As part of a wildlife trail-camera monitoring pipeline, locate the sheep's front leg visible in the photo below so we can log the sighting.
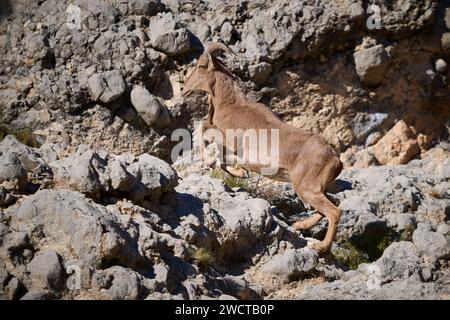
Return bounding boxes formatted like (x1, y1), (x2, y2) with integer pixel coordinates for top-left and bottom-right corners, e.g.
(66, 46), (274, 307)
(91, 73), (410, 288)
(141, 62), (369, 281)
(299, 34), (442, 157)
(198, 95), (218, 166)
(207, 95), (215, 126)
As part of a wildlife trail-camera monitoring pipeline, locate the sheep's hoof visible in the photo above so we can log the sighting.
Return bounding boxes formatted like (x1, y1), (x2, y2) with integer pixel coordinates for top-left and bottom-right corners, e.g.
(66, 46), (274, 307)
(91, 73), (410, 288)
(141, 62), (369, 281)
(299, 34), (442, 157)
(307, 241), (330, 252)
(226, 166), (248, 178)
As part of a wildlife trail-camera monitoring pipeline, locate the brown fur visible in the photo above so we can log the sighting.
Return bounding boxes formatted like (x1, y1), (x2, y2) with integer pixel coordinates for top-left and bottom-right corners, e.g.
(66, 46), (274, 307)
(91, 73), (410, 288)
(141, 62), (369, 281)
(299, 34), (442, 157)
(183, 44), (343, 251)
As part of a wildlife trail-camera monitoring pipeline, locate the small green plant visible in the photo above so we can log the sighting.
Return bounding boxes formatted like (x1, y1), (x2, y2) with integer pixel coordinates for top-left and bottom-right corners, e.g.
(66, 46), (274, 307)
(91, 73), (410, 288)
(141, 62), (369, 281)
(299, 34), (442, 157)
(14, 127), (40, 148)
(193, 247), (216, 266)
(333, 229), (396, 270)
(333, 240), (370, 270)
(210, 168), (249, 190)
(400, 225), (415, 241)
(426, 188), (443, 199)
(0, 125), (6, 141)
(0, 125), (40, 148)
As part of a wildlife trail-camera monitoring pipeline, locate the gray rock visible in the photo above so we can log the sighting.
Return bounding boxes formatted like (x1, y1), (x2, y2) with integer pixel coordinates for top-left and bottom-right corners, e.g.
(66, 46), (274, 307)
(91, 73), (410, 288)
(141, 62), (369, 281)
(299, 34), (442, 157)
(421, 267), (433, 282)
(412, 228), (450, 259)
(148, 12), (190, 56)
(435, 59), (448, 74)
(0, 135), (43, 171)
(122, 152), (178, 202)
(11, 189), (143, 268)
(297, 277), (444, 300)
(261, 248), (319, 281)
(145, 292), (185, 300)
(50, 145), (177, 202)
(3, 231), (30, 251)
(248, 62), (272, 86)
(354, 44), (390, 86)
(49, 146), (107, 198)
(175, 174), (281, 260)
(445, 7), (450, 29)
(4, 277), (21, 300)
(0, 151), (27, 190)
(208, 275), (260, 299)
(130, 85), (164, 126)
(0, 186), (17, 208)
(27, 250), (63, 291)
(331, 156), (450, 241)
(437, 224), (450, 235)
(20, 291), (51, 300)
(151, 28), (191, 56)
(92, 266), (144, 300)
(365, 131), (383, 147)
(125, 0), (161, 16)
(441, 33), (450, 54)
(78, 1), (119, 30)
(375, 241), (422, 281)
(384, 213), (415, 233)
(220, 21), (235, 44)
(88, 70), (126, 103)
(0, 264), (10, 289)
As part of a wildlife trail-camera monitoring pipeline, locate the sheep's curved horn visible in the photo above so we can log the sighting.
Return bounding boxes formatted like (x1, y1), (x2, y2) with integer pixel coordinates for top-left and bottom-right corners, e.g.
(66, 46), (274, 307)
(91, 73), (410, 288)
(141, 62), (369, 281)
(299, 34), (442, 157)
(205, 42), (237, 56)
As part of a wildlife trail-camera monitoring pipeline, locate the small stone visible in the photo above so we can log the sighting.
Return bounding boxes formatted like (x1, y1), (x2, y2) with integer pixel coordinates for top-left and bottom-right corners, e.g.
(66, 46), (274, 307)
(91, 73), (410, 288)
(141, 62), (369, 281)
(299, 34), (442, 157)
(4, 232), (29, 251)
(436, 224), (450, 235)
(441, 33), (450, 54)
(0, 152), (28, 190)
(130, 86), (165, 127)
(5, 277), (21, 300)
(412, 229), (450, 259)
(445, 8), (450, 29)
(27, 250), (64, 291)
(373, 120), (420, 165)
(354, 44), (390, 86)
(248, 62), (272, 86)
(435, 59), (448, 74)
(261, 248), (319, 281)
(420, 267), (433, 282)
(220, 21), (235, 44)
(88, 70), (126, 104)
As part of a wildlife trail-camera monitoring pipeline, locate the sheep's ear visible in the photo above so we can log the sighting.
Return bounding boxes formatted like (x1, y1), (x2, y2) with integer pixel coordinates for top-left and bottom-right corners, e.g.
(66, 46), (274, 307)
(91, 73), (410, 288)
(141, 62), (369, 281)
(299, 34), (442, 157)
(207, 54), (219, 71)
(208, 76), (216, 96)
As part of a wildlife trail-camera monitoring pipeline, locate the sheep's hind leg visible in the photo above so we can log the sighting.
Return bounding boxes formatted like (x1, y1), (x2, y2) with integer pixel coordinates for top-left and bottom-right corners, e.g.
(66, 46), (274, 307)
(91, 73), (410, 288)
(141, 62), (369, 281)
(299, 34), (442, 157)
(293, 213), (324, 230)
(298, 189), (341, 251)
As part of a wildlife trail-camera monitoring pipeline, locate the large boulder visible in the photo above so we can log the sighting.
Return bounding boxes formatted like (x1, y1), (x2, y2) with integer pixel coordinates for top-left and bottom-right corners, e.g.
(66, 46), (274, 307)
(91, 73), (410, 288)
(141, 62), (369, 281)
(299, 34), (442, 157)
(147, 12), (190, 56)
(174, 174), (279, 260)
(354, 43), (390, 86)
(10, 189), (143, 268)
(50, 145), (178, 202)
(373, 121), (420, 165)
(260, 248), (319, 281)
(0, 151), (27, 190)
(91, 266), (145, 300)
(88, 70), (127, 103)
(0, 135), (43, 171)
(112, 0), (162, 16)
(27, 250), (64, 292)
(375, 241), (422, 281)
(412, 224), (450, 260)
(248, 62), (272, 86)
(130, 85), (170, 127)
(297, 277), (444, 300)
(49, 146), (109, 198)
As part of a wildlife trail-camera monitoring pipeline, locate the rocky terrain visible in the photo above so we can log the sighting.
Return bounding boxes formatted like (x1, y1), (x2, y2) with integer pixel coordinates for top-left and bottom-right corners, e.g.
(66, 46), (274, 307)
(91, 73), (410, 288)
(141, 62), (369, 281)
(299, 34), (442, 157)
(0, 0), (450, 300)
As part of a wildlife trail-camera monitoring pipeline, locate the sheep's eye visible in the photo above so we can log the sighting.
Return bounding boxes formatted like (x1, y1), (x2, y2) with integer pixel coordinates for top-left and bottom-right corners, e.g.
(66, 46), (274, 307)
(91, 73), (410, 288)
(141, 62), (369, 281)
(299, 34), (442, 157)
(198, 65), (207, 70)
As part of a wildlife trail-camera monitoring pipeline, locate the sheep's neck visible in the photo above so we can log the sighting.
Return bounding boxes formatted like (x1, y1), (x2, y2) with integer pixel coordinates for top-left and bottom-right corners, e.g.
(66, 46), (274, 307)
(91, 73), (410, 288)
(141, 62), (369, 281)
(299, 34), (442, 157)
(210, 72), (242, 112)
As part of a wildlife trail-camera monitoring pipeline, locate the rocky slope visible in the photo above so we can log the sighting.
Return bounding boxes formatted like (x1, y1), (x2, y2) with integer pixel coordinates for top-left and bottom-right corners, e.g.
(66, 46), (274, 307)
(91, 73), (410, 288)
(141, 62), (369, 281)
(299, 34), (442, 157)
(0, 0), (450, 300)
